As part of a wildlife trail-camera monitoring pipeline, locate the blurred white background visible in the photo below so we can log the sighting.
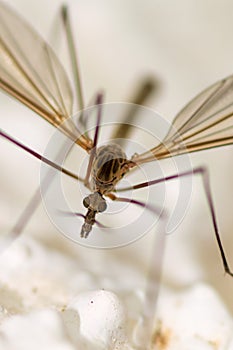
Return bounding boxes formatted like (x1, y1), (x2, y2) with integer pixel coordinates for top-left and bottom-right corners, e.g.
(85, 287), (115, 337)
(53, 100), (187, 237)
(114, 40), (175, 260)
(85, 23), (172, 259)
(1, 0), (233, 341)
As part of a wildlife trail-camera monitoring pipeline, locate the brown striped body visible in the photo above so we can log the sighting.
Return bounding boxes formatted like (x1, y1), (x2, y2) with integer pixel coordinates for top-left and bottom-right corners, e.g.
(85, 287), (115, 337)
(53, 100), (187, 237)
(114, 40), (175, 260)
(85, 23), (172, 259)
(91, 143), (129, 194)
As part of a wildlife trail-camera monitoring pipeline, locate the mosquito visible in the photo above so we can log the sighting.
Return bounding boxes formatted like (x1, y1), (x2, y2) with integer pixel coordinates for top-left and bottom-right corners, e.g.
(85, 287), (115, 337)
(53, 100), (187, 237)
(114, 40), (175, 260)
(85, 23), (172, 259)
(0, 2), (233, 277)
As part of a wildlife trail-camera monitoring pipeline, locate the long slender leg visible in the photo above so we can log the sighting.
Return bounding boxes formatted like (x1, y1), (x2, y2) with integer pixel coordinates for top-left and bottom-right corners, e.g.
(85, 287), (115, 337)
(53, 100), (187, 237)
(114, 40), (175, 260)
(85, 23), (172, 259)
(0, 129), (83, 252)
(111, 78), (158, 146)
(61, 5), (85, 111)
(61, 5), (94, 143)
(74, 78), (158, 143)
(137, 212), (166, 349)
(106, 192), (164, 218)
(76, 91), (104, 132)
(0, 129), (82, 182)
(2, 166), (55, 253)
(84, 94), (103, 186)
(115, 166), (233, 277)
(107, 192), (167, 348)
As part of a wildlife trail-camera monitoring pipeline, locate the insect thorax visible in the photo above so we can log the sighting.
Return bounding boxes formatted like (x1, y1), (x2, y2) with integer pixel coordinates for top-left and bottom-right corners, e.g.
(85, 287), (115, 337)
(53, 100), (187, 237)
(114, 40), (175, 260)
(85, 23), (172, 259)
(91, 143), (129, 194)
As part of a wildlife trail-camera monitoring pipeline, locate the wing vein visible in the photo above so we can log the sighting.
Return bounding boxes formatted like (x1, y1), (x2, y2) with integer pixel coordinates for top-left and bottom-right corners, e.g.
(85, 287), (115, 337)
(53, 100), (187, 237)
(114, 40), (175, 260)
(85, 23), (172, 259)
(0, 20), (61, 115)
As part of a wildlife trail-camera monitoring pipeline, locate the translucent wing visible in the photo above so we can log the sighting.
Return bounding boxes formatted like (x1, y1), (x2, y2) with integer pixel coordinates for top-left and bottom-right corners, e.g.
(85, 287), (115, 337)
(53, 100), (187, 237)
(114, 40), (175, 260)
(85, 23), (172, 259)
(0, 2), (92, 151)
(133, 75), (233, 164)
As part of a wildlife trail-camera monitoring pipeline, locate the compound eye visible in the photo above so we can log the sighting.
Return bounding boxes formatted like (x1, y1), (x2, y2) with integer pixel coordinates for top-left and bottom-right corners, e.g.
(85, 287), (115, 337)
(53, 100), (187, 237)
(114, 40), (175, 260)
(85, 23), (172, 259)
(83, 196), (90, 208)
(98, 200), (107, 213)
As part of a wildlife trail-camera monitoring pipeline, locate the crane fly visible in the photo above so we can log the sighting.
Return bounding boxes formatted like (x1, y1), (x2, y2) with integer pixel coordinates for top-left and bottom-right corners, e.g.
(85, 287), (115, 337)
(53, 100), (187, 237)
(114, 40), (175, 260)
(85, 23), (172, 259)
(0, 2), (233, 276)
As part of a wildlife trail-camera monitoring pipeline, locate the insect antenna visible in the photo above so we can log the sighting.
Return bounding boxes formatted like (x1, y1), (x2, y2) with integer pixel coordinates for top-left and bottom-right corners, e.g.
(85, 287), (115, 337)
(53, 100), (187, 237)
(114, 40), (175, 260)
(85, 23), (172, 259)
(58, 210), (108, 229)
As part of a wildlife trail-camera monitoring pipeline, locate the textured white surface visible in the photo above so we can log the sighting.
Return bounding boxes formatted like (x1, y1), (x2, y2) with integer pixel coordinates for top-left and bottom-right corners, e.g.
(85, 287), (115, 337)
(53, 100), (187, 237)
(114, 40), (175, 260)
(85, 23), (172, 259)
(154, 284), (233, 350)
(1, 0), (233, 349)
(63, 290), (129, 349)
(0, 237), (233, 349)
(0, 309), (75, 350)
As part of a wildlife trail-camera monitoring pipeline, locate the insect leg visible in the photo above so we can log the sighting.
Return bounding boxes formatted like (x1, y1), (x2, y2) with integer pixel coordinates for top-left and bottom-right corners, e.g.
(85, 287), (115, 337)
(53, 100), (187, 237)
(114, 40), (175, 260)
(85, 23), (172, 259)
(61, 5), (85, 112)
(0, 129), (83, 251)
(137, 212), (166, 349)
(0, 129), (82, 182)
(61, 5), (95, 143)
(111, 78), (158, 146)
(84, 94), (103, 186)
(2, 172), (51, 252)
(106, 192), (164, 217)
(107, 193), (167, 348)
(116, 166), (233, 277)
